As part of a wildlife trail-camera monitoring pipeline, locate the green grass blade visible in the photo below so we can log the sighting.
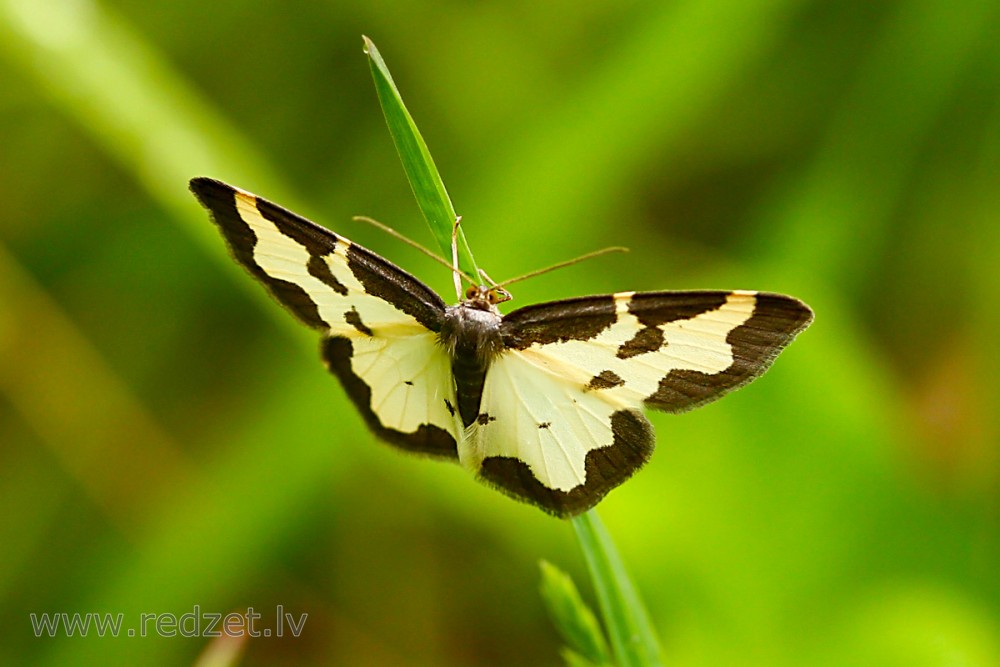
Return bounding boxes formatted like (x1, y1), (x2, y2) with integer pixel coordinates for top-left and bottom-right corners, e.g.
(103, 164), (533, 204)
(362, 35), (479, 285)
(539, 560), (613, 667)
(572, 510), (664, 667)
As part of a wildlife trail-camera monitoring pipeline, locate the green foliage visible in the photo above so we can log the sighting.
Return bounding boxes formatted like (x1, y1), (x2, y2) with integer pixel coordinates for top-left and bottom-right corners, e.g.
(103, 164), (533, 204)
(539, 559), (612, 667)
(1, 2), (999, 666)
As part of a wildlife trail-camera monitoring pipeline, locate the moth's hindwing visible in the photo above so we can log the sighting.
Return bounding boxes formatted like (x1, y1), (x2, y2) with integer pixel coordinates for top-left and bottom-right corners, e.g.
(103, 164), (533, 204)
(189, 178), (460, 458)
(463, 290), (813, 516)
(464, 349), (654, 517)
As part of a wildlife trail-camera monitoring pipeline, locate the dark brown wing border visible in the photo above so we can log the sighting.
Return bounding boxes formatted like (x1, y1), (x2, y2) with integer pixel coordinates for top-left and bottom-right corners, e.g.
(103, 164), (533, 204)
(478, 409), (653, 517)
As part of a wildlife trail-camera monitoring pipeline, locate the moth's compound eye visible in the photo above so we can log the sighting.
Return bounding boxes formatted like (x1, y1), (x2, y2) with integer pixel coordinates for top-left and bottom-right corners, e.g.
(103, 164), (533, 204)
(465, 285), (478, 300)
(490, 287), (512, 304)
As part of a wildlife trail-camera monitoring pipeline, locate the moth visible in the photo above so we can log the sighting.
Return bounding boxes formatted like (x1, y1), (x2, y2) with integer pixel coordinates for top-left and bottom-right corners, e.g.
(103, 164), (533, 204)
(190, 178), (813, 517)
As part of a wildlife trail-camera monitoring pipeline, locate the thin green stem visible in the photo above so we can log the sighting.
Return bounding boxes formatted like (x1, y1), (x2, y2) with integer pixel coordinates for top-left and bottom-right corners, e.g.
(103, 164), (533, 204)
(572, 511), (664, 667)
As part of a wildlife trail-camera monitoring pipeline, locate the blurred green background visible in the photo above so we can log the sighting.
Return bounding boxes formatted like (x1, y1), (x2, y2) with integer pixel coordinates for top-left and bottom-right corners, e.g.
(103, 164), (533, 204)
(1, 0), (998, 665)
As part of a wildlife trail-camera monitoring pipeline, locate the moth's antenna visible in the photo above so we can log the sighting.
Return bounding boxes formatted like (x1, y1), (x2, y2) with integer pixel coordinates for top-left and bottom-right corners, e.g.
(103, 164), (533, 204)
(492, 246), (629, 289)
(352, 215), (478, 288)
(479, 268), (500, 286)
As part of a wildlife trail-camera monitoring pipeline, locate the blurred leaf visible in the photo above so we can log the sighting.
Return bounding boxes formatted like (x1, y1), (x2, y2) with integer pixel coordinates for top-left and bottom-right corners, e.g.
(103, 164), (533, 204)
(831, 584), (1000, 667)
(192, 632), (247, 667)
(539, 560), (613, 667)
(0, 0), (287, 227)
(464, 0), (805, 263)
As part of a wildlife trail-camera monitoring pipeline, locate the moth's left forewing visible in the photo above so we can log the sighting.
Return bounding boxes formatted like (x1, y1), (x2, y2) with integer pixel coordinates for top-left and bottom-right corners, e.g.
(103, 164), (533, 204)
(466, 290), (812, 516)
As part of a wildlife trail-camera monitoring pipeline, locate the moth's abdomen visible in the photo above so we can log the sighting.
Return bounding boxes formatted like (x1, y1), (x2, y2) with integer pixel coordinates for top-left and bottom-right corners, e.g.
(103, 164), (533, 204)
(440, 304), (504, 428)
(450, 348), (489, 429)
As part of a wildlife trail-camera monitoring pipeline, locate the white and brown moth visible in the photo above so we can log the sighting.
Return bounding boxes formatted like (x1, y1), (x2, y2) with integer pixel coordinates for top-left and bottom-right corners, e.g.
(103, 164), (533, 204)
(190, 178), (813, 517)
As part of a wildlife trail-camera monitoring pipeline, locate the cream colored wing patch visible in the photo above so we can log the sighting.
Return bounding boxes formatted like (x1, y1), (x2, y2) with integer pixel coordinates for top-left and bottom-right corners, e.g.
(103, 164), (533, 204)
(323, 331), (461, 458)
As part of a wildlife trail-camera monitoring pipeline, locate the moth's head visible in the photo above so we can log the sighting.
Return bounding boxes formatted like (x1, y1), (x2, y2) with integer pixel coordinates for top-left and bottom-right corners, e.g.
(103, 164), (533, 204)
(463, 284), (511, 311)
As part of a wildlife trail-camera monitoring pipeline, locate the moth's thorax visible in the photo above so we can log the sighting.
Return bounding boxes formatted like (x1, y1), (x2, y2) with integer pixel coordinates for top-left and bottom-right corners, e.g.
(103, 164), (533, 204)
(440, 301), (505, 428)
(440, 301), (504, 364)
